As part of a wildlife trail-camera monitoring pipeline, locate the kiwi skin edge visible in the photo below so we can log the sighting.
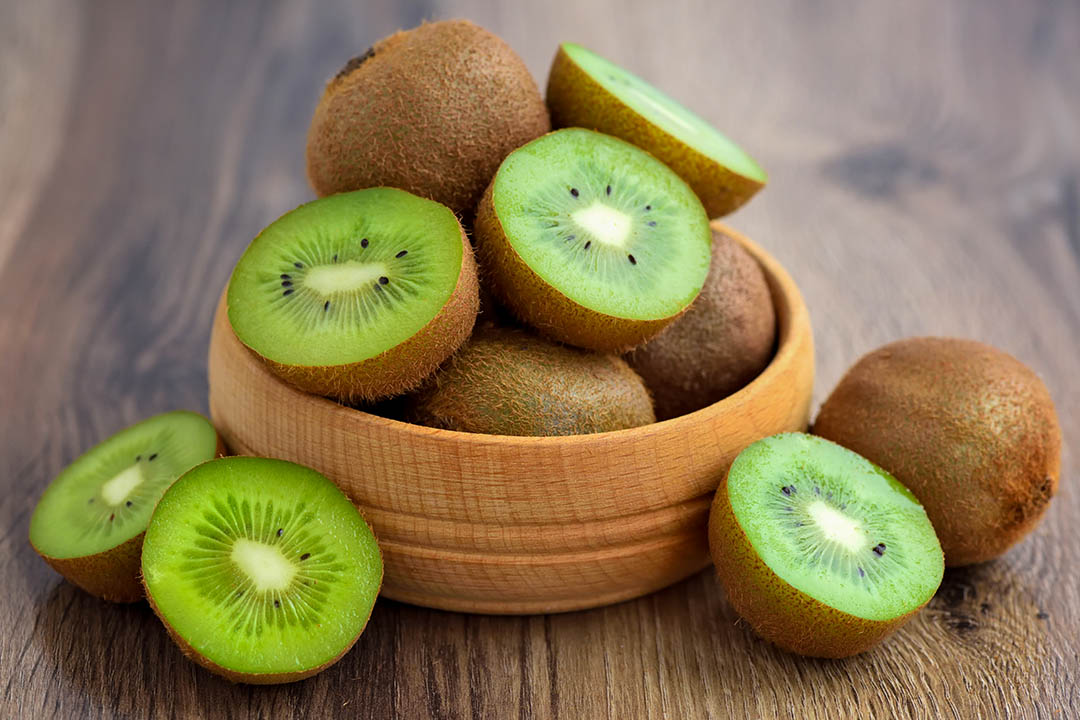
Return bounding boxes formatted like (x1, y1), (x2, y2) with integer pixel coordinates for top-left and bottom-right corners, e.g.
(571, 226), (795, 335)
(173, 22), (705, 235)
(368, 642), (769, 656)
(31, 434), (226, 603)
(708, 466), (931, 658)
(546, 45), (764, 219)
(235, 223), (480, 404)
(141, 545), (384, 685)
(474, 179), (687, 353)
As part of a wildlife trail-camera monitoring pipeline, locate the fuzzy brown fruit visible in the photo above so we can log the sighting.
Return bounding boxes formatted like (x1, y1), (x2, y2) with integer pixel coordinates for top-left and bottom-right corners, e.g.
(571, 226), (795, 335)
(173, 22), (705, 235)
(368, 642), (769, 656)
(306, 19), (550, 216)
(813, 337), (1062, 566)
(627, 228), (776, 419)
(405, 327), (656, 436)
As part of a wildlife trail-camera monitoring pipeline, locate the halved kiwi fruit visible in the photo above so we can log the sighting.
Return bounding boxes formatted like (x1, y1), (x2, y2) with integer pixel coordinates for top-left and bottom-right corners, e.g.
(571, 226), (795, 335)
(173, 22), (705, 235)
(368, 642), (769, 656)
(474, 128), (712, 352)
(813, 337), (1062, 566)
(547, 42), (767, 218)
(405, 326), (655, 436)
(141, 457), (382, 684)
(226, 188), (479, 403)
(627, 227), (776, 419)
(306, 19), (550, 216)
(29, 411), (222, 602)
(709, 433), (943, 658)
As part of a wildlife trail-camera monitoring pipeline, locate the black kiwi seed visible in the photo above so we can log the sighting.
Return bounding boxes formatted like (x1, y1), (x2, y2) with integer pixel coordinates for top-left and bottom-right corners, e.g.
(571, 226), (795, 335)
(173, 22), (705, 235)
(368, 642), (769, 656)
(324, 301), (330, 311)
(858, 567), (866, 577)
(281, 280), (292, 287)
(333, 254), (338, 262)
(300, 553), (310, 561)
(628, 254), (637, 265)
(606, 185), (611, 196)
(584, 241), (591, 250)
(109, 513), (115, 522)
(294, 262), (303, 269)
(149, 453), (157, 461)
(276, 528), (283, 537)
(648, 221), (657, 227)
(280, 274), (290, 280)
(126, 501), (133, 507)
(645, 205), (651, 211)
(379, 276), (389, 285)
(360, 238), (369, 248)
(782, 485), (796, 496)
(136, 455), (142, 462)
(570, 188), (579, 197)
(274, 600), (281, 608)
(567, 235), (576, 242)
(873, 543), (886, 556)
(283, 289), (294, 296)
(396, 250), (407, 258)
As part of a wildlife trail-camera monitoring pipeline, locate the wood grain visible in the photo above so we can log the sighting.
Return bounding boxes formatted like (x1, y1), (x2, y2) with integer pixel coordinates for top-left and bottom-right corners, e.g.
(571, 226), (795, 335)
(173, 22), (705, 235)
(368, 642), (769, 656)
(1, 0), (1077, 717)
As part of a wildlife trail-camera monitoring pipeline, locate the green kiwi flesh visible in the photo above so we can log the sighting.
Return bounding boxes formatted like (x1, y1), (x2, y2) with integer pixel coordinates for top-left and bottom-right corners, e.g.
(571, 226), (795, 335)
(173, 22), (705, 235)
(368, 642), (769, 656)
(405, 327), (656, 436)
(227, 188), (478, 403)
(474, 128), (712, 352)
(141, 457), (383, 684)
(547, 43), (766, 217)
(709, 433), (943, 658)
(306, 19), (550, 216)
(812, 337), (1062, 566)
(29, 411), (221, 602)
(627, 228), (776, 419)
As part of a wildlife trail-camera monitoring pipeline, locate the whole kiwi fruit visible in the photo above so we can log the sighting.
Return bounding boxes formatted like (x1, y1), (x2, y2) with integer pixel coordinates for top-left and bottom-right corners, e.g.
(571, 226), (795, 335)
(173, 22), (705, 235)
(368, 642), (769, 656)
(627, 227), (775, 419)
(405, 327), (656, 436)
(306, 19), (551, 216)
(813, 337), (1062, 566)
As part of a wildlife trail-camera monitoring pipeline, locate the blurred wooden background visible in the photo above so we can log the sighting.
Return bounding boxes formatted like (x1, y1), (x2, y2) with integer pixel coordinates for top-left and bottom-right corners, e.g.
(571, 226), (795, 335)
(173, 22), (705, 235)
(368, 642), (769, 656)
(1, 1), (1077, 717)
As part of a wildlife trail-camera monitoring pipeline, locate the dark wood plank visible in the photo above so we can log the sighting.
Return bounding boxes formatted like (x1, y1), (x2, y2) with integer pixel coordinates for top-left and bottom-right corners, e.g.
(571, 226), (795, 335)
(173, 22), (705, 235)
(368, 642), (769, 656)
(1, 0), (1077, 718)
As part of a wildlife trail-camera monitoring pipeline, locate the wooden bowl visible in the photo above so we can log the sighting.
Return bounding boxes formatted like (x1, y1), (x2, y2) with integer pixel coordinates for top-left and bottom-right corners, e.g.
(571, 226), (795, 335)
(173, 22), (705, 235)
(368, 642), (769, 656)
(207, 222), (814, 614)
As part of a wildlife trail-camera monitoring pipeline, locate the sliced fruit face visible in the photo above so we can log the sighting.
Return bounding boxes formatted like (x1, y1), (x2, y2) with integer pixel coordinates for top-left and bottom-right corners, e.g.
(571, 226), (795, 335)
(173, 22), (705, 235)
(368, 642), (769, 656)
(561, 43), (765, 184)
(727, 433), (943, 621)
(479, 129), (711, 352)
(30, 411), (220, 561)
(141, 457), (382, 682)
(228, 188), (466, 368)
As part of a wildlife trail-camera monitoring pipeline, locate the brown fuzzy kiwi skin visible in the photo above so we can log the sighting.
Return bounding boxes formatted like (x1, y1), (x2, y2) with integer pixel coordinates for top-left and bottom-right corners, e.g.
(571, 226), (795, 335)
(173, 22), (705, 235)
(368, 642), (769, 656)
(233, 226), (479, 404)
(627, 228), (776, 419)
(812, 338), (1062, 567)
(32, 435), (226, 603)
(406, 327), (656, 436)
(474, 180), (690, 353)
(708, 468), (928, 658)
(546, 45), (763, 218)
(306, 19), (551, 216)
(142, 543), (383, 684)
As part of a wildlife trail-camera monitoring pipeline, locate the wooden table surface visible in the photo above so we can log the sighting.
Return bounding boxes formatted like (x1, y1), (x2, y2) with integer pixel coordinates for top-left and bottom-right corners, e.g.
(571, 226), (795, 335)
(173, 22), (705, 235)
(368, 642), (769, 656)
(2, 1), (1077, 717)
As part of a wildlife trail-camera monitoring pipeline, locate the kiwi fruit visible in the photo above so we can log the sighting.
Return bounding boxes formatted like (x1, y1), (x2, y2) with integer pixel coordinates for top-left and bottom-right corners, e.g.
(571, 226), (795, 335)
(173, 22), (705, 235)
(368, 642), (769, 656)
(474, 128), (712, 352)
(546, 42), (766, 218)
(29, 411), (222, 602)
(709, 433), (943, 658)
(627, 227), (776, 419)
(306, 19), (550, 216)
(812, 337), (1062, 567)
(226, 188), (479, 403)
(405, 326), (655, 436)
(141, 456), (382, 684)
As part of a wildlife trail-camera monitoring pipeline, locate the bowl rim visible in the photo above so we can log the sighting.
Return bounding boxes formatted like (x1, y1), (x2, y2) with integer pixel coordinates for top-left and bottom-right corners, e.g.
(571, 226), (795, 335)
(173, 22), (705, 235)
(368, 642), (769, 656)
(237, 220), (809, 444)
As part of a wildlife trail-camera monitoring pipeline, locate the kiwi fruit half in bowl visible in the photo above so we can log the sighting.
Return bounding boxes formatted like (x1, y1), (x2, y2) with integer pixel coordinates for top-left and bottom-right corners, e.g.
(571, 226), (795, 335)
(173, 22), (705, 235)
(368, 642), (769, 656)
(474, 128), (712, 352)
(226, 187), (479, 403)
(306, 19), (550, 216)
(709, 433), (943, 658)
(141, 456), (382, 684)
(813, 337), (1062, 566)
(547, 43), (766, 218)
(29, 411), (222, 602)
(405, 326), (656, 436)
(627, 227), (776, 419)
